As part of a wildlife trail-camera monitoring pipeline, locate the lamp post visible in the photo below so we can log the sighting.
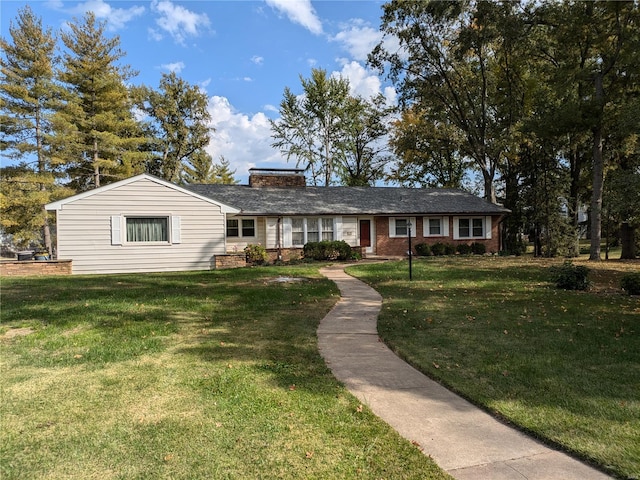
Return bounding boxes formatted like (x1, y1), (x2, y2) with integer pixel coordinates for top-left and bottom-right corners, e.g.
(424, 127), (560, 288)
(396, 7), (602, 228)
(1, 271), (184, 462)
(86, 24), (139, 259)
(407, 220), (413, 281)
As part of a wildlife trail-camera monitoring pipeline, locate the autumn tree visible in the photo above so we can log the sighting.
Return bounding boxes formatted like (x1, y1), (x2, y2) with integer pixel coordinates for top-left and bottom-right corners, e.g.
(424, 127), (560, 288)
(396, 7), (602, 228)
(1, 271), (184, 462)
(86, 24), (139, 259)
(0, 6), (68, 252)
(52, 12), (146, 191)
(388, 105), (468, 188)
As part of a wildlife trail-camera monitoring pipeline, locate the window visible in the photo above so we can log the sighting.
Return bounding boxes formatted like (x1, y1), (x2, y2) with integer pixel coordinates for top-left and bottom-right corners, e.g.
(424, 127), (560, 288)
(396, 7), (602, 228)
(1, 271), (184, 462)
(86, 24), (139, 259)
(227, 219), (239, 237)
(242, 219), (255, 237)
(288, 217), (337, 246)
(227, 218), (255, 238)
(395, 218), (408, 236)
(126, 217), (168, 243)
(429, 218), (441, 235)
(307, 217), (320, 243)
(321, 218), (334, 241)
(389, 217), (416, 238)
(423, 216), (449, 237)
(111, 215), (180, 246)
(292, 218), (304, 245)
(454, 217), (490, 239)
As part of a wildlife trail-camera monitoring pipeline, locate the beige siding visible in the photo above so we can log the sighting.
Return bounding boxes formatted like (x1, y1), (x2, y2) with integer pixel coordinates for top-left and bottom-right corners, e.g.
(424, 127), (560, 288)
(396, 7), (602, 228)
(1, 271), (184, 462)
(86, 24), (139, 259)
(55, 178), (226, 274)
(342, 217), (358, 246)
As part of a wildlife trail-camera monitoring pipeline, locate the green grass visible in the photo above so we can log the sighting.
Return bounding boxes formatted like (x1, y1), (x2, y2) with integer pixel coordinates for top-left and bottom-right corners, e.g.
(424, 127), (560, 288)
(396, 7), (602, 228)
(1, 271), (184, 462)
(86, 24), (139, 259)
(1, 266), (449, 480)
(347, 257), (640, 479)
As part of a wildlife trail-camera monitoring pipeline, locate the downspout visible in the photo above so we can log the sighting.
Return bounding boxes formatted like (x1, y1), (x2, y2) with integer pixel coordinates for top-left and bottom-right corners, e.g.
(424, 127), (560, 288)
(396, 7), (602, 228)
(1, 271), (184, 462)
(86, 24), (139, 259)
(277, 217), (282, 261)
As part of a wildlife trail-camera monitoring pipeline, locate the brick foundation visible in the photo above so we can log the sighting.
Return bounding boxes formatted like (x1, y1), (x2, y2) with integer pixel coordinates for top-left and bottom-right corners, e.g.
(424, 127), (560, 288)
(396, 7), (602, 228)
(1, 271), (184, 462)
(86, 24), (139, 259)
(1, 260), (73, 276)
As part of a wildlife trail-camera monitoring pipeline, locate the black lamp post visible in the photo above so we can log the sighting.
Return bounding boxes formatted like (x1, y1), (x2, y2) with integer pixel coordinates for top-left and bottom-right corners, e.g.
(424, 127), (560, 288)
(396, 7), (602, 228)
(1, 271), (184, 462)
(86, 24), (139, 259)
(407, 220), (413, 281)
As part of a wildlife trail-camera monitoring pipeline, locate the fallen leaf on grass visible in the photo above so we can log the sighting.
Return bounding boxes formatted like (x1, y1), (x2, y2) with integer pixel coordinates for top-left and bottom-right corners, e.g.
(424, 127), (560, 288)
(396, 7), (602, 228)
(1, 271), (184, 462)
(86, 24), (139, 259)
(356, 404), (363, 413)
(305, 451), (314, 459)
(289, 384), (296, 391)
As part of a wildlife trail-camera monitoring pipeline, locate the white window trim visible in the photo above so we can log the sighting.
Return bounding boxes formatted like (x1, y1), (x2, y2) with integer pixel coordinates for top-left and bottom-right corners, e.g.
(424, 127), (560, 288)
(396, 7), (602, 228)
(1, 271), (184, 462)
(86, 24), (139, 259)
(111, 214), (181, 245)
(453, 216), (492, 240)
(423, 216), (449, 237)
(226, 216), (258, 239)
(389, 217), (417, 238)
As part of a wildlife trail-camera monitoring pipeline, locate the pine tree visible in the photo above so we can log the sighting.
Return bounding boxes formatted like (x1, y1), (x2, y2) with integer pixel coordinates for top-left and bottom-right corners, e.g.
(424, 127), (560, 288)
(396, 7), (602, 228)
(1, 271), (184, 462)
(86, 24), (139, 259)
(182, 155), (238, 185)
(0, 6), (67, 252)
(52, 12), (146, 191)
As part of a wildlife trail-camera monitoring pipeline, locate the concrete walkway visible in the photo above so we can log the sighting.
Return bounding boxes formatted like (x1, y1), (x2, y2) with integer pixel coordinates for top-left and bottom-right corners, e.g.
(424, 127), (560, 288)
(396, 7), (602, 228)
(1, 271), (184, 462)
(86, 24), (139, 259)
(317, 264), (612, 480)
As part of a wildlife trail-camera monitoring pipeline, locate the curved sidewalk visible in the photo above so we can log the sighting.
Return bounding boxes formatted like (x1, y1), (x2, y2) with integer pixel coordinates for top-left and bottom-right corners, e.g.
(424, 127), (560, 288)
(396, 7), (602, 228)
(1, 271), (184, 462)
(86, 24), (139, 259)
(317, 264), (612, 480)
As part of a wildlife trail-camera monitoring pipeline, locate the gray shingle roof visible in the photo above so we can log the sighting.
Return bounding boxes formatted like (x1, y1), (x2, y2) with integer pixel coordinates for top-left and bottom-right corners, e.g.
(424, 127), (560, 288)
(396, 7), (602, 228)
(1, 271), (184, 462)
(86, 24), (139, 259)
(184, 184), (510, 217)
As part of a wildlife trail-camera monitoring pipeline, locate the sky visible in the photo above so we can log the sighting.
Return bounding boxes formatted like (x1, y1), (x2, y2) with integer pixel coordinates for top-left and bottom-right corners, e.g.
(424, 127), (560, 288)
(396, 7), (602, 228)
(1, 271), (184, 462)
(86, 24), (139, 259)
(1, 0), (397, 184)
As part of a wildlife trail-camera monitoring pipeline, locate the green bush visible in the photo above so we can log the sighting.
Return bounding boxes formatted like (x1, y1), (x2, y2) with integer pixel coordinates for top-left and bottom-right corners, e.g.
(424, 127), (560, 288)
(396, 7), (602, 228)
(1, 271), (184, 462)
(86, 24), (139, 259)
(621, 272), (640, 295)
(414, 243), (432, 256)
(444, 243), (456, 255)
(456, 243), (473, 255)
(471, 242), (486, 255)
(303, 241), (352, 261)
(431, 242), (446, 256)
(244, 244), (268, 265)
(549, 261), (590, 291)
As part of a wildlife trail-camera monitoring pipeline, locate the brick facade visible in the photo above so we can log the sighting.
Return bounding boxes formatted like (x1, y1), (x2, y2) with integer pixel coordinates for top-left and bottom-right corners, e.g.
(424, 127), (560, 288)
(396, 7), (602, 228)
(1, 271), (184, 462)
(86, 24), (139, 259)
(375, 216), (501, 257)
(1, 260), (73, 276)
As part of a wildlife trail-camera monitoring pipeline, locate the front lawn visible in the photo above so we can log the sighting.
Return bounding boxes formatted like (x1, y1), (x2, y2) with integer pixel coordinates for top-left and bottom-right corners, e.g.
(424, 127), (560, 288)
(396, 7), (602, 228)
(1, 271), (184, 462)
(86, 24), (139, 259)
(347, 257), (639, 479)
(0, 266), (448, 480)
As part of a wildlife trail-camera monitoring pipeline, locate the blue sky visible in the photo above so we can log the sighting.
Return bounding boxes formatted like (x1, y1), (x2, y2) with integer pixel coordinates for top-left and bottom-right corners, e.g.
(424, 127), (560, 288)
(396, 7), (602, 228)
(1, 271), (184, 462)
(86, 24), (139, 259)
(1, 0), (397, 183)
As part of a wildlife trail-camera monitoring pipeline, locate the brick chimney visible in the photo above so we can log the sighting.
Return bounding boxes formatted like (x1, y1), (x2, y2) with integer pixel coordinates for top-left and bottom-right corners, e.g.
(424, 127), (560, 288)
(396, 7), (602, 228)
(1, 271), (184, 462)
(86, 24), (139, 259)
(249, 168), (306, 187)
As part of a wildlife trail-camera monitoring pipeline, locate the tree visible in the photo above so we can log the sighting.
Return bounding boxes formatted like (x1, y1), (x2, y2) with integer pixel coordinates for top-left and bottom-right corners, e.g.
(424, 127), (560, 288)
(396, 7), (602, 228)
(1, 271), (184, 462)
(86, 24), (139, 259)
(534, 1), (640, 260)
(369, 0), (524, 203)
(182, 155), (238, 184)
(0, 6), (64, 252)
(338, 94), (393, 186)
(271, 68), (350, 186)
(388, 105), (468, 188)
(52, 12), (146, 191)
(133, 72), (213, 183)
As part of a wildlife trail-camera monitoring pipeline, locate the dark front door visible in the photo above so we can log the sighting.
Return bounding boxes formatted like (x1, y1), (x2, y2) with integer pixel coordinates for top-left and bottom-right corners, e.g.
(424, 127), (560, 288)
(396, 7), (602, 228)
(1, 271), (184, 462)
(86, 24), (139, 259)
(359, 220), (371, 248)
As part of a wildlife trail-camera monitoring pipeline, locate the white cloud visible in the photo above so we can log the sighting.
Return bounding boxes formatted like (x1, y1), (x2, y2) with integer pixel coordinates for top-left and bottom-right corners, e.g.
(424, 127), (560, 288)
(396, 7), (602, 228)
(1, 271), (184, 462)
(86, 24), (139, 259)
(66, 0), (145, 30)
(207, 96), (287, 182)
(265, 0), (322, 35)
(334, 60), (396, 105)
(330, 19), (382, 62)
(150, 0), (211, 45)
(251, 55), (264, 66)
(161, 61), (185, 73)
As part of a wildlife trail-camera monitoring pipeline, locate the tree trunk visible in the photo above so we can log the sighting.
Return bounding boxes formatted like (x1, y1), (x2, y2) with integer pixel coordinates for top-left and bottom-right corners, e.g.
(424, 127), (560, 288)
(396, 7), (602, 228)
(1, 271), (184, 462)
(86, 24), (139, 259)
(589, 74), (604, 261)
(620, 222), (636, 259)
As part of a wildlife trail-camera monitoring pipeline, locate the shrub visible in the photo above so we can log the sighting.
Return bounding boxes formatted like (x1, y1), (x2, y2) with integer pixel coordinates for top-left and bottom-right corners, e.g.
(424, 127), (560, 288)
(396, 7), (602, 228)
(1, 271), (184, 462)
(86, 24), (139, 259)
(244, 244), (268, 265)
(414, 243), (432, 257)
(471, 242), (486, 255)
(549, 261), (590, 291)
(456, 243), (473, 255)
(303, 241), (352, 261)
(444, 243), (456, 255)
(621, 272), (640, 295)
(431, 242), (446, 256)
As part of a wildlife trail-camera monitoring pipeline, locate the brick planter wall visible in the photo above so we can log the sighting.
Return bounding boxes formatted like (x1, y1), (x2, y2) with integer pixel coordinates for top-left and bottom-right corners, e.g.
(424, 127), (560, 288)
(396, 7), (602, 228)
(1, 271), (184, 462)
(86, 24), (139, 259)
(213, 254), (247, 269)
(0, 260), (73, 276)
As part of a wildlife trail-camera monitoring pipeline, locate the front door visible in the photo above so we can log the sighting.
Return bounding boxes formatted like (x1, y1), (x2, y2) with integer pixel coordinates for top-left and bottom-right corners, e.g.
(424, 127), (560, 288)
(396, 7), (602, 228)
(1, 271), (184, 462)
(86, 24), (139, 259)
(359, 219), (371, 252)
